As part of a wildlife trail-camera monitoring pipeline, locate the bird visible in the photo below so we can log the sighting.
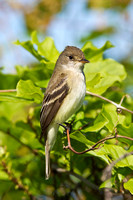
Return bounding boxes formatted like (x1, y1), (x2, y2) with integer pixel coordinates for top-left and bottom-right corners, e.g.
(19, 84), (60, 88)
(40, 46), (89, 179)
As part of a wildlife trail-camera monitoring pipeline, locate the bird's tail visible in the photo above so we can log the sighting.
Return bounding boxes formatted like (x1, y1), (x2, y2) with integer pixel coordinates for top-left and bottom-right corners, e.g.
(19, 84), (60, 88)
(45, 140), (51, 180)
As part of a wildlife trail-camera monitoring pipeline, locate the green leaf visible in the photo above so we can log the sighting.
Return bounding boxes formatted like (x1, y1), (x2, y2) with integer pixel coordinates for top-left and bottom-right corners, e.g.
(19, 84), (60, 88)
(103, 144), (133, 169)
(117, 123), (133, 139)
(82, 40), (114, 62)
(15, 64), (52, 86)
(37, 37), (60, 62)
(84, 111), (108, 132)
(85, 58), (126, 94)
(0, 171), (9, 180)
(75, 111), (85, 121)
(0, 101), (32, 122)
(85, 73), (101, 90)
(101, 104), (118, 132)
(86, 148), (110, 164)
(31, 31), (39, 45)
(0, 73), (19, 90)
(0, 94), (33, 102)
(16, 80), (43, 103)
(0, 181), (13, 197)
(15, 32), (59, 66)
(70, 131), (94, 146)
(14, 40), (44, 61)
(124, 178), (133, 194)
(100, 179), (112, 189)
(0, 190), (26, 200)
(35, 80), (49, 88)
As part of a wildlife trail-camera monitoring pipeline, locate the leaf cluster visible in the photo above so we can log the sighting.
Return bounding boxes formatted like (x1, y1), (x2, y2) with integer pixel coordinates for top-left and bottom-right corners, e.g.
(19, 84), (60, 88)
(0, 32), (133, 199)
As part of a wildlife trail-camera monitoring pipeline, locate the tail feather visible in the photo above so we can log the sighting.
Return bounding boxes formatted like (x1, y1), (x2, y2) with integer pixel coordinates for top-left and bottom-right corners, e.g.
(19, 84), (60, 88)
(45, 140), (50, 179)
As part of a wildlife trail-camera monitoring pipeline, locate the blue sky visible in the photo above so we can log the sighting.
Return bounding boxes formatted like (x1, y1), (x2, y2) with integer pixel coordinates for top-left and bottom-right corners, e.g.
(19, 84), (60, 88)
(0, 0), (133, 73)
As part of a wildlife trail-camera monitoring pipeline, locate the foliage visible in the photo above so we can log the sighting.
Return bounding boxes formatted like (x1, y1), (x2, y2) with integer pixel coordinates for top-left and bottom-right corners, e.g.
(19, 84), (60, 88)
(0, 32), (133, 200)
(88, 0), (131, 9)
(7, 0), (65, 32)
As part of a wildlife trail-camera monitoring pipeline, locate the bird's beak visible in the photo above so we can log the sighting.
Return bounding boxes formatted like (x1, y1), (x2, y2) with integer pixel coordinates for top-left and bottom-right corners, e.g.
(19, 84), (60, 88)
(80, 58), (90, 64)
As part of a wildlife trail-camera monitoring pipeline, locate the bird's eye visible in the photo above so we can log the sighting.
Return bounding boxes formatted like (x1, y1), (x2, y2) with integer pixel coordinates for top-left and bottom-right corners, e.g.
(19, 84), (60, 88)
(69, 55), (73, 60)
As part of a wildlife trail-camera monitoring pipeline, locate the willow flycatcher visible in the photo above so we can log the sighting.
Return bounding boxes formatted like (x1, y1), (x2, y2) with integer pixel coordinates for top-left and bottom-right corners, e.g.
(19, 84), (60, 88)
(40, 46), (89, 179)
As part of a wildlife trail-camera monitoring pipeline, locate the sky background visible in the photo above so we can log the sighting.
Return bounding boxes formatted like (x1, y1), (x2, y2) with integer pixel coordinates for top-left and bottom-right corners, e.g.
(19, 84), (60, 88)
(0, 0), (133, 75)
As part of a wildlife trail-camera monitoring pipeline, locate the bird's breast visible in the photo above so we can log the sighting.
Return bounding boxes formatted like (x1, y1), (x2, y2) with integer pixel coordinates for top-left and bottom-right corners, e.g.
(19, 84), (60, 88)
(54, 71), (86, 123)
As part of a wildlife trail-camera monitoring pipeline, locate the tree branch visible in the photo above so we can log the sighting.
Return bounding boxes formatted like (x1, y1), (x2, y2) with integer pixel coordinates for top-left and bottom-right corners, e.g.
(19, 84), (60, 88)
(0, 89), (132, 115)
(5, 129), (38, 155)
(86, 91), (133, 114)
(52, 164), (99, 192)
(0, 89), (16, 93)
(101, 151), (133, 182)
(101, 151), (133, 200)
(1, 160), (36, 200)
(62, 126), (133, 155)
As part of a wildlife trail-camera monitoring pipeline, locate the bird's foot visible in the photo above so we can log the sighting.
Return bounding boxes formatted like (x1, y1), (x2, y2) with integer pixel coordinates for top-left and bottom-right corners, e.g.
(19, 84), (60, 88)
(58, 121), (73, 135)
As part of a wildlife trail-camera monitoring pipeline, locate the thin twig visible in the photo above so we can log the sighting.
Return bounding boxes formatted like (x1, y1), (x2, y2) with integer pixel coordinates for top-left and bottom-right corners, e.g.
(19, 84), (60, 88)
(116, 135), (133, 141)
(77, 121), (92, 131)
(63, 128), (100, 154)
(0, 89), (16, 93)
(119, 94), (129, 106)
(5, 129), (38, 155)
(101, 151), (133, 181)
(1, 160), (36, 200)
(86, 91), (133, 114)
(0, 89), (132, 114)
(63, 127), (133, 155)
(52, 164), (99, 191)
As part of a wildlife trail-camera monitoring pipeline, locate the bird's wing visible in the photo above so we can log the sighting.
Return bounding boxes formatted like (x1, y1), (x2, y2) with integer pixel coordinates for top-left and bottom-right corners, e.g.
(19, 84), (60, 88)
(40, 72), (69, 139)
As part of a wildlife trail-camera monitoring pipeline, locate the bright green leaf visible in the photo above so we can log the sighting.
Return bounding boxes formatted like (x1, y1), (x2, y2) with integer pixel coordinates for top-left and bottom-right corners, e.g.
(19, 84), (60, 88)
(14, 40), (44, 61)
(103, 144), (133, 169)
(84, 112), (108, 132)
(100, 179), (112, 189)
(102, 104), (118, 132)
(70, 131), (94, 146)
(31, 31), (39, 45)
(16, 80), (43, 103)
(85, 58), (126, 94)
(117, 123), (133, 140)
(82, 40), (114, 62)
(0, 94), (33, 102)
(124, 179), (133, 194)
(38, 37), (60, 62)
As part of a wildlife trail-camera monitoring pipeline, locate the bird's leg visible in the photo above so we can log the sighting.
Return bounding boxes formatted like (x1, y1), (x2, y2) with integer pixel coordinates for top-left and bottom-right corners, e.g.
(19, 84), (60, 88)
(58, 123), (72, 149)
(59, 122), (101, 155)
(64, 122), (72, 134)
(58, 122), (80, 153)
(58, 123), (67, 135)
(58, 120), (73, 135)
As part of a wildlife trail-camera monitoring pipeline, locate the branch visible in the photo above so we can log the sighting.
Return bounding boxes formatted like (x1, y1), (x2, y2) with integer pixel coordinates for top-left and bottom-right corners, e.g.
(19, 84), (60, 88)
(1, 160), (36, 200)
(86, 91), (133, 114)
(5, 129), (38, 155)
(63, 128), (100, 154)
(62, 126), (133, 155)
(101, 151), (133, 200)
(1, 89), (132, 114)
(101, 151), (133, 182)
(52, 164), (99, 192)
(0, 89), (16, 93)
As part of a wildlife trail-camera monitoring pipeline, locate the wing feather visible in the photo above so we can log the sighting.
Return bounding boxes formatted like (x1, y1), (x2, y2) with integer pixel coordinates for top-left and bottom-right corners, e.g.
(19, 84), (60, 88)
(40, 74), (69, 139)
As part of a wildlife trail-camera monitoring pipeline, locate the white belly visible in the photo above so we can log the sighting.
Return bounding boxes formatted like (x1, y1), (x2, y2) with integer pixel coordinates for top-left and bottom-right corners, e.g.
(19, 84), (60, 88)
(54, 71), (86, 123)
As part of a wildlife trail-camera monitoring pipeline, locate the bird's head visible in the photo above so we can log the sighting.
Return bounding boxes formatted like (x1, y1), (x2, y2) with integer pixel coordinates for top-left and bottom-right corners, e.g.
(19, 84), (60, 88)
(56, 46), (90, 71)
